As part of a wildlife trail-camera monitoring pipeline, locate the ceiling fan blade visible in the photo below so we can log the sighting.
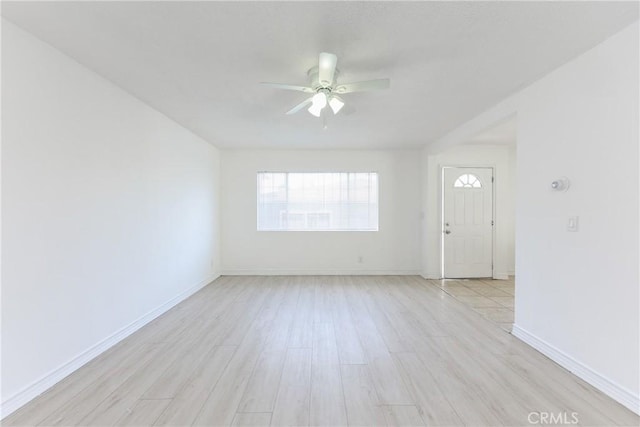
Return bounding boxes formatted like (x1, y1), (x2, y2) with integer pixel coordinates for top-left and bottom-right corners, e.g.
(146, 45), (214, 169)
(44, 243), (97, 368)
(285, 97), (314, 115)
(318, 52), (337, 87)
(261, 82), (314, 93)
(335, 78), (390, 94)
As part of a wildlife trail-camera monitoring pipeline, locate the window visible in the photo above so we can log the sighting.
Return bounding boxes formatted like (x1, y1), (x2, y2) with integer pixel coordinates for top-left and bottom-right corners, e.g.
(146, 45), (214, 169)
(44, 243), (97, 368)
(257, 172), (378, 231)
(454, 173), (482, 188)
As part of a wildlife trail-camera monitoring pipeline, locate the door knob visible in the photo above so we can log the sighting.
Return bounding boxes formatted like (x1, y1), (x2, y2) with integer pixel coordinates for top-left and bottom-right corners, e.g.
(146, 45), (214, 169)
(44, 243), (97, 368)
(444, 230), (451, 234)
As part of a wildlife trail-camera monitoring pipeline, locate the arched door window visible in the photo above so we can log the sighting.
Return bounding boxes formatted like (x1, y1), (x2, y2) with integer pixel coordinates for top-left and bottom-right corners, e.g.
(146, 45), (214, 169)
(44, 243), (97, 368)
(453, 173), (482, 188)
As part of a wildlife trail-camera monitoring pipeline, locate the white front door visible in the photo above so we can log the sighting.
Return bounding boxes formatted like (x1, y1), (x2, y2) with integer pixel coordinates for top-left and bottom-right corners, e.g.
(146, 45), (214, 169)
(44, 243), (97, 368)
(443, 167), (493, 278)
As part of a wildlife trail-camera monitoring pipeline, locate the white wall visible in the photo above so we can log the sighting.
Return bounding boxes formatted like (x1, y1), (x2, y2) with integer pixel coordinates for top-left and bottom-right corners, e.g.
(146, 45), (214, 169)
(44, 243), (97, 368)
(506, 145), (517, 274)
(513, 22), (639, 412)
(1, 20), (221, 415)
(421, 144), (516, 279)
(221, 149), (422, 274)
(428, 21), (639, 413)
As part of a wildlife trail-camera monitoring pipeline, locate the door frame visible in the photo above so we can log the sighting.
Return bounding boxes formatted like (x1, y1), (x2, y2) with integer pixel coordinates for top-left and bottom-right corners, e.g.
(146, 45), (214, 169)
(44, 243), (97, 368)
(440, 165), (497, 279)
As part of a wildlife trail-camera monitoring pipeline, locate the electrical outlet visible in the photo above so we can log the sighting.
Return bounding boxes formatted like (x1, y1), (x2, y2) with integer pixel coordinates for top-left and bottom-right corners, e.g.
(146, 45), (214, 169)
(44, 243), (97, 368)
(567, 216), (579, 232)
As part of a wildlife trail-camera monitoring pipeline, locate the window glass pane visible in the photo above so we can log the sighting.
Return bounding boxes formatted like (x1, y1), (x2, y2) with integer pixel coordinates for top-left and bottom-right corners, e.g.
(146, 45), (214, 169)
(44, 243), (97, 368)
(453, 173), (482, 188)
(257, 172), (379, 231)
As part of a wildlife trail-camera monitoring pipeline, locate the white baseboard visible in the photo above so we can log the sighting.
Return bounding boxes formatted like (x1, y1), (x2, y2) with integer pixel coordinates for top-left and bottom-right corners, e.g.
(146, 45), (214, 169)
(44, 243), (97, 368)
(512, 324), (640, 415)
(222, 269), (420, 276)
(221, 269), (421, 276)
(0, 274), (219, 419)
(421, 272), (510, 280)
(421, 271), (441, 280)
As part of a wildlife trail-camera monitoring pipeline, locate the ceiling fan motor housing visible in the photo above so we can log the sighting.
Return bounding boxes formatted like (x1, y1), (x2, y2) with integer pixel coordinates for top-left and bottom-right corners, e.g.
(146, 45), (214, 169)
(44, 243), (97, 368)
(307, 66), (339, 92)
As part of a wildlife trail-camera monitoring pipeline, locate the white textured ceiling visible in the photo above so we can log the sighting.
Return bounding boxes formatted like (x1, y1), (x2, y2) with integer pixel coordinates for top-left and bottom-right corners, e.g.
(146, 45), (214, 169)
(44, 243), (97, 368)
(2, 1), (637, 149)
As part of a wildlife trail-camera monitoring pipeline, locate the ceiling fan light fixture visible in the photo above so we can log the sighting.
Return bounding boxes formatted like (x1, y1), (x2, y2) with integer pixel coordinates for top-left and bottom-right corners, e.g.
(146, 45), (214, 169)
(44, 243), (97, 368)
(308, 104), (323, 117)
(312, 92), (327, 108)
(308, 92), (327, 116)
(329, 96), (344, 114)
(261, 52), (390, 120)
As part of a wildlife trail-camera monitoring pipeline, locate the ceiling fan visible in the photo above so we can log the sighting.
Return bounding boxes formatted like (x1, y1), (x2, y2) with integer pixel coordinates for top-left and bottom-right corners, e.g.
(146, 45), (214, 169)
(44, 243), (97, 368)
(261, 52), (390, 119)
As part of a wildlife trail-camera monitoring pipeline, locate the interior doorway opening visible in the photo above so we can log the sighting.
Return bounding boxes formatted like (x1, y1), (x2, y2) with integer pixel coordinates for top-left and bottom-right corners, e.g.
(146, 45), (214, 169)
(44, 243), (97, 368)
(429, 115), (517, 332)
(441, 166), (494, 279)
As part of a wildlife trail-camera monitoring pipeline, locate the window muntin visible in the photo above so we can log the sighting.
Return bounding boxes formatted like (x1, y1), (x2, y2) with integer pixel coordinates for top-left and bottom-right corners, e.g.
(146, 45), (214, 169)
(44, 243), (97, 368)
(454, 173), (482, 188)
(257, 172), (378, 231)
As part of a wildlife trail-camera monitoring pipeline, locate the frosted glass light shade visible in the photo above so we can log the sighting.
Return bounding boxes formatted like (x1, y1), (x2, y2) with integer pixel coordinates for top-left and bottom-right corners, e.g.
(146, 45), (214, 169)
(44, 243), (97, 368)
(308, 92), (327, 117)
(329, 96), (344, 114)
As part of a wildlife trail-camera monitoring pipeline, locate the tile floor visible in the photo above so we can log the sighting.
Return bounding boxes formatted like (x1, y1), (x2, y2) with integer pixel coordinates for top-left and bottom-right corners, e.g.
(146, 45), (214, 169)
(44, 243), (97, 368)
(431, 276), (515, 332)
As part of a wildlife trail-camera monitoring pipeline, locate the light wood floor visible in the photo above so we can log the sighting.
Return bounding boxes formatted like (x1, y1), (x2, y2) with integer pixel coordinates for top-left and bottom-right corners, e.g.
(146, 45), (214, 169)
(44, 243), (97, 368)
(5, 276), (638, 426)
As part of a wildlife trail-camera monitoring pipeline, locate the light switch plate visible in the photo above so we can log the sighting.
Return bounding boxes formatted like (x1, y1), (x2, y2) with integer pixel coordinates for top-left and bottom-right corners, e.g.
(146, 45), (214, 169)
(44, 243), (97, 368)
(567, 216), (579, 232)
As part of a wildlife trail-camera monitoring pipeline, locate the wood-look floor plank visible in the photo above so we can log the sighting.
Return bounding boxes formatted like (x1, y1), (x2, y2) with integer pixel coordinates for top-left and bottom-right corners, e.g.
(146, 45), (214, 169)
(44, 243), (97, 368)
(310, 322), (348, 426)
(253, 276), (288, 324)
(434, 333), (582, 425)
(382, 405), (426, 427)
(4, 276), (638, 427)
(434, 335), (557, 426)
(411, 337), (508, 426)
(271, 348), (312, 427)
(360, 279), (413, 353)
(392, 352), (463, 426)
(78, 288), (245, 426)
(4, 279), (240, 427)
(114, 399), (171, 426)
(331, 278), (367, 365)
(312, 276), (335, 323)
(340, 364), (386, 427)
(36, 343), (167, 426)
(503, 353), (635, 426)
(237, 279), (299, 413)
(216, 277), (274, 346)
(78, 333), (202, 426)
(381, 281), (450, 338)
(231, 412), (273, 427)
(344, 277), (414, 405)
(193, 309), (276, 426)
(4, 338), (157, 427)
(236, 348), (287, 413)
(190, 345), (261, 426)
(141, 318), (223, 400)
(8, 278), (271, 426)
(287, 281), (314, 348)
(153, 345), (237, 426)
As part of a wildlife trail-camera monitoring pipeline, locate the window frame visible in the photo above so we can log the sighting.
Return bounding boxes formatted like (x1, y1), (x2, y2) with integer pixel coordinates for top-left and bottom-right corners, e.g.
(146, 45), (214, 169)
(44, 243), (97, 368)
(256, 171), (379, 232)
